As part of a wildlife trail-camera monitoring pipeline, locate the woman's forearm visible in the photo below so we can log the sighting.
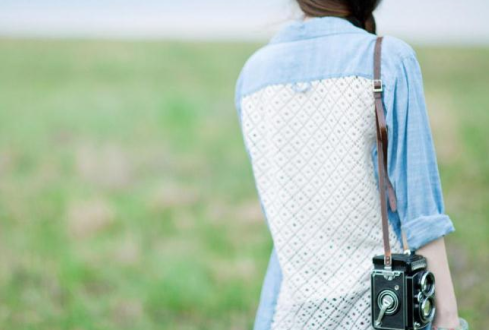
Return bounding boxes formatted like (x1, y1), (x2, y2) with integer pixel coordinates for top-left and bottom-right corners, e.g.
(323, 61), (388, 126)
(416, 237), (460, 328)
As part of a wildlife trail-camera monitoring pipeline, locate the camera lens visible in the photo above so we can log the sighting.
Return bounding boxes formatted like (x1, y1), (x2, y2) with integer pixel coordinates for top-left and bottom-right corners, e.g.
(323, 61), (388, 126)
(422, 299), (431, 317)
(420, 271), (435, 296)
(420, 297), (436, 322)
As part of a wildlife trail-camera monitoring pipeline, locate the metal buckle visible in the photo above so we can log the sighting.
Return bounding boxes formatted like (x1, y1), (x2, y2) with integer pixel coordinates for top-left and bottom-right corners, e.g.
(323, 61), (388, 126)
(373, 79), (383, 92)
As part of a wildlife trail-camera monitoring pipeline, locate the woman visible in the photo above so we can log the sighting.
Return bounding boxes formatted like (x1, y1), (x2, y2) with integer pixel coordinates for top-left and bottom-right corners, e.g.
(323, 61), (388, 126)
(235, 1), (468, 330)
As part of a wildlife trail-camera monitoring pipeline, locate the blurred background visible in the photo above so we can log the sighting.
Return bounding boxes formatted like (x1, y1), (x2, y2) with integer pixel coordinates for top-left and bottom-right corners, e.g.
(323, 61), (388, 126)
(0, 0), (487, 329)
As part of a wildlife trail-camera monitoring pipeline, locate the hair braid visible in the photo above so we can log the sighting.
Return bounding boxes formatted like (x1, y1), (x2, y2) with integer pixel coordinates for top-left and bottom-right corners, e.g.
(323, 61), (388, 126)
(296, 0), (382, 34)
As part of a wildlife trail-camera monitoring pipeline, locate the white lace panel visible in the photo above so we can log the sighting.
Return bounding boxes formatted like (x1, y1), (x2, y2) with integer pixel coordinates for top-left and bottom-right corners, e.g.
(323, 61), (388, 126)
(241, 76), (403, 330)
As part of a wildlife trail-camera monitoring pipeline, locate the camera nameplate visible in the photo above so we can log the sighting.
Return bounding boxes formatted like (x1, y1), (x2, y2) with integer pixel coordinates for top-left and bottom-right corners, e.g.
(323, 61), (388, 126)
(410, 259), (427, 272)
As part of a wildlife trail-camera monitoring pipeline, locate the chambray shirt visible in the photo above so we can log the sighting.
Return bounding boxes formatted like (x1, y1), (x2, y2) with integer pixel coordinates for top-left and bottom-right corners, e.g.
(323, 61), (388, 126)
(235, 16), (455, 330)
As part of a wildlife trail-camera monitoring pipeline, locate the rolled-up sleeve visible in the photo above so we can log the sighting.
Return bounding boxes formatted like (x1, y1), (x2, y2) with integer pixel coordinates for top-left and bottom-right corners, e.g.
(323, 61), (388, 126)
(386, 53), (455, 251)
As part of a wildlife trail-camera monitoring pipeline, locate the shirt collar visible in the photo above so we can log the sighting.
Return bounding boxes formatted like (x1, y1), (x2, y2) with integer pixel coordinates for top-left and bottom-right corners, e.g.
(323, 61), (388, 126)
(270, 16), (368, 44)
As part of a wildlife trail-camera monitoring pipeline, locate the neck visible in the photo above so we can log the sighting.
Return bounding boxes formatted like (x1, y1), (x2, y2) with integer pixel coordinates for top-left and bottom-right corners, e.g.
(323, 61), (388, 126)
(302, 15), (347, 21)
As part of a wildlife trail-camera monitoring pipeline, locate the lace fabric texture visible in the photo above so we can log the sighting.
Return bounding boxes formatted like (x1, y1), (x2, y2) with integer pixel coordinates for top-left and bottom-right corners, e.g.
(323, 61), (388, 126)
(241, 76), (403, 330)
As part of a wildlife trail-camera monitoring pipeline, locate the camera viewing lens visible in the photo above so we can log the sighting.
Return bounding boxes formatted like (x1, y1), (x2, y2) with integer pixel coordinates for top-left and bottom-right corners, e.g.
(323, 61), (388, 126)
(420, 297), (435, 322)
(420, 271), (435, 296)
(422, 299), (431, 316)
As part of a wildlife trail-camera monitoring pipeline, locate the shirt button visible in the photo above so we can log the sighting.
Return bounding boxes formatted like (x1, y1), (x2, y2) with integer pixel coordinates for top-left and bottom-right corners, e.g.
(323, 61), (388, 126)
(292, 81), (311, 93)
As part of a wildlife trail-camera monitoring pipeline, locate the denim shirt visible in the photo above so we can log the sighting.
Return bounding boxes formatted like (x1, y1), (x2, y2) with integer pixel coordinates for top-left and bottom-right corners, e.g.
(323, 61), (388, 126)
(235, 16), (455, 330)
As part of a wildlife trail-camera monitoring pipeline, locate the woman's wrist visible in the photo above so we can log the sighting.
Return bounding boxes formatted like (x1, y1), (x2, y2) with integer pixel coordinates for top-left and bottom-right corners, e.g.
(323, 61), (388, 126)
(433, 309), (460, 328)
(432, 317), (469, 330)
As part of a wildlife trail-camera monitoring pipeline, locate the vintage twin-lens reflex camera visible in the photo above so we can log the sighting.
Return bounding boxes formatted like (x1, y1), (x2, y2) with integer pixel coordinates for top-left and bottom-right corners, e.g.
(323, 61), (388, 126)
(371, 252), (436, 330)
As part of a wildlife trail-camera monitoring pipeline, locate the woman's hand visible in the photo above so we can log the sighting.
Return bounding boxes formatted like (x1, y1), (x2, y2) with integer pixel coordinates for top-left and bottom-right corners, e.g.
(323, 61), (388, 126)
(416, 237), (460, 328)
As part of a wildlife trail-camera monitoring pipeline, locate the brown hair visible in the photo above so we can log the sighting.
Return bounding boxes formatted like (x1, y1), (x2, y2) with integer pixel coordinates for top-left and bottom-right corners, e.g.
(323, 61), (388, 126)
(296, 0), (382, 34)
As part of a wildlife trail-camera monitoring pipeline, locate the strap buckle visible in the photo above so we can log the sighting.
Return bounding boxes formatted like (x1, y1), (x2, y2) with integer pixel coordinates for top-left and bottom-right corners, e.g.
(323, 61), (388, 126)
(373, 79), (383, 93)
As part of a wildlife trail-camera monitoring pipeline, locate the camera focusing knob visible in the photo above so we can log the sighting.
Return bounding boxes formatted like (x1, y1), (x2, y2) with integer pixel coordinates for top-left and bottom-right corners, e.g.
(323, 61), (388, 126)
(375, 295), (393, 326)
(375, 291), (397, 326)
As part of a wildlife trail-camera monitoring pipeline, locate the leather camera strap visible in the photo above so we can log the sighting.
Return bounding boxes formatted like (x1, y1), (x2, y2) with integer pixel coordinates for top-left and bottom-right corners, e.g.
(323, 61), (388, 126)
(373, 37), (410, 267)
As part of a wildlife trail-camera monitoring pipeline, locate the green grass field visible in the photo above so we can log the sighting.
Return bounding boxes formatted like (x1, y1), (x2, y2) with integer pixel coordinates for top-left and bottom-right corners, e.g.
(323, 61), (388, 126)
(0, 39), (487, 330)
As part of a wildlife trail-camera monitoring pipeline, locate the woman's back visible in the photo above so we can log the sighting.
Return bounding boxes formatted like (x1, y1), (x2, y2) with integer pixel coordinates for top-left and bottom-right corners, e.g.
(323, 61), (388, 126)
(235, 16), (455, 330)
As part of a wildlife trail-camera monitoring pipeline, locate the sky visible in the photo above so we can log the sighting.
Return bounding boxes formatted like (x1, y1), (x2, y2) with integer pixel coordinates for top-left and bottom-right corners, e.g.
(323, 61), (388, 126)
(0, 0), (488, 44)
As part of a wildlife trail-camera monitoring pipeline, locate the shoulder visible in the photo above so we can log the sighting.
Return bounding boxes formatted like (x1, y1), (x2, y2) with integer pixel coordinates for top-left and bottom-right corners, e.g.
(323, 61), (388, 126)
(381, 35), (417, 62)
(378, 36), (421, 86)
(239, 44), (275, 80)
(236, 42), (294, 98)
(380, 37), (427, 120)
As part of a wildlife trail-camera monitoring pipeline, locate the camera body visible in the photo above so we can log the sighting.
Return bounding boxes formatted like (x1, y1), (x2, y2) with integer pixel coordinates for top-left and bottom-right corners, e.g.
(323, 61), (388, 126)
(371, 252), (436, 330)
